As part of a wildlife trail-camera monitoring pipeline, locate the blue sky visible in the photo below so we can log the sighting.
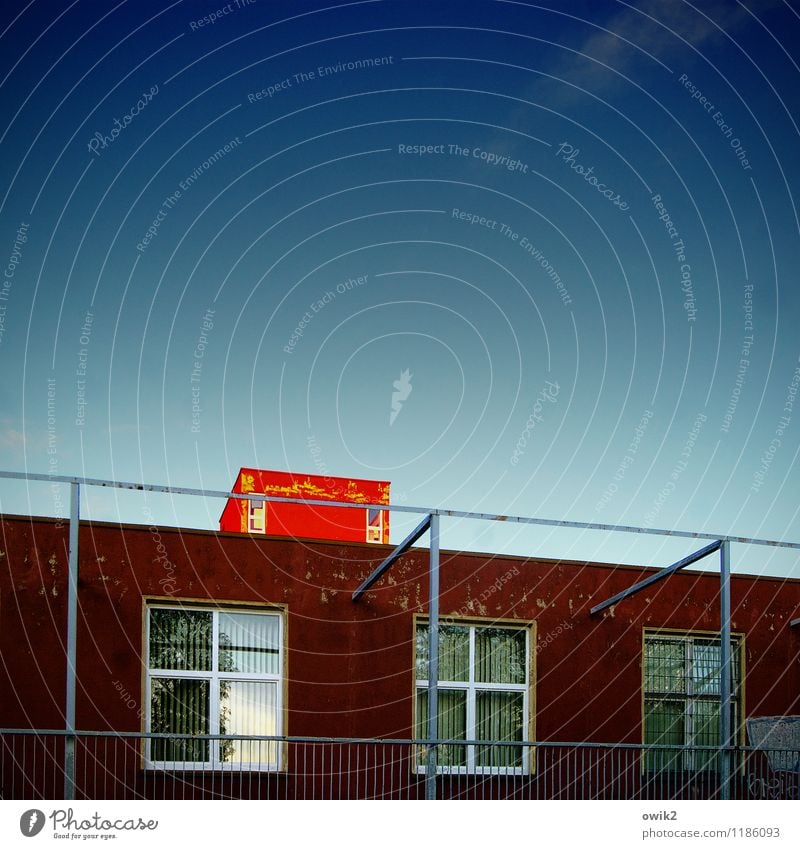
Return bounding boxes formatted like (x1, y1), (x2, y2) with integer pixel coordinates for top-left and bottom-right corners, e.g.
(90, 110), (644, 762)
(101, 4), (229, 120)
(0, 0), (798, 576)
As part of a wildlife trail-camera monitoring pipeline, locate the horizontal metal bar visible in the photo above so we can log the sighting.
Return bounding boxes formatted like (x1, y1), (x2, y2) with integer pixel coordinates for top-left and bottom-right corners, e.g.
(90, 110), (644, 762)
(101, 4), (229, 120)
(1, 469), (799, 549)
(590, 540), (723, 615)
(791, 617), (800, 627)
(352, 514), (431, 601)
(0, 471), (269, 504)
(0, 728), (795, 753)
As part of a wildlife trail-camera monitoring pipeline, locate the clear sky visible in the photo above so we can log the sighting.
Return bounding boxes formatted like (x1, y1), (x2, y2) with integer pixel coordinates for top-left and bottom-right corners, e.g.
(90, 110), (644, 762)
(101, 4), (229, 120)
(0, 0), (798, 577)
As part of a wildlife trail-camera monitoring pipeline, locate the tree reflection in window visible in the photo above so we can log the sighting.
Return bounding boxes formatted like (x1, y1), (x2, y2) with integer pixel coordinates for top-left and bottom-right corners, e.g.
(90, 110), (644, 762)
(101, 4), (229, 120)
(148, 607), (281, 768)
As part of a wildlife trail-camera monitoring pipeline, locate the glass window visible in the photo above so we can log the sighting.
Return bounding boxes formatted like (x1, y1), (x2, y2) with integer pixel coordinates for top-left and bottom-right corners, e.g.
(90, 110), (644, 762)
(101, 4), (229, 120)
(147, 605), (283, 770)
(248, 499), (266, 533)
(415, 621), (530, 773)
(643, 632), (741, 772)
(366, 508), (383, 543)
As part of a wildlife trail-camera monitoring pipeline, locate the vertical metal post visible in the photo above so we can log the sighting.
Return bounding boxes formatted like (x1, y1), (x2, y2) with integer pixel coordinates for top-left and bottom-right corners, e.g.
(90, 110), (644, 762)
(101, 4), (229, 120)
(64, 482), (80, 800)
(425, 513), (440, 800)
(719, 540), (732, 799)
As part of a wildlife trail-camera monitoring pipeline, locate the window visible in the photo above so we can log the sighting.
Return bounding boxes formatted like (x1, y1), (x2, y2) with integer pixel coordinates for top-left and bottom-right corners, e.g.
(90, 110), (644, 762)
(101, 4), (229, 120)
(415, 621), (531, 773)
(146, 605), (283, 770)
(643, 632), (742, 771)
(366, 508), (383, 543)
(247, 499), (266, 533)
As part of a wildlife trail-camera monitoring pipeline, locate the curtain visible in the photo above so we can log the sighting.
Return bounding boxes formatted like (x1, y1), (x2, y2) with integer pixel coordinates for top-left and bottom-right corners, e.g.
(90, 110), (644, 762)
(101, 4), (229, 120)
(218, 612), (280, 674)
(149, 609), (212, 671)
(219, 680), (278, 765)
(644, 639), (685, 695)
(416, 689), (467, 767)
(644, 698), (684, 772)
(475, 691), (523, 767)
(475, 628), (526, 684)
(150, 678), (210, 762)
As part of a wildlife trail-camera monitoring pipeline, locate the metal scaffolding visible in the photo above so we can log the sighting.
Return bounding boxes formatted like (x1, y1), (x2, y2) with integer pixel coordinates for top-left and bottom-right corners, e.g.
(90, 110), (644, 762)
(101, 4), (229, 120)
(1, 469), (798, 800)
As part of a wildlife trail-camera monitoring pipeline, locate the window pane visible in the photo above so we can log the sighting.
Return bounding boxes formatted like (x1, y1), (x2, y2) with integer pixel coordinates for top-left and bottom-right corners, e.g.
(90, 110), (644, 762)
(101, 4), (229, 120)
(475, 691), (524, 768)
(693, 639), (740, 695)
(693, 699), (721, 771)
(149, 609), (212, 671)
(415, 625), (429, 679)
(219, 681), (278, 766)
(693, 642), (721, 695)
(694, 700), (720, 746)
(150, 678), (209, 762)
(218, 612), (280, 674)
(440, 627), (470, 681)
(475, 628), (527, 684)
(416, 689), (467, 767)
(644, 639), (685, 694)
(644, 698), (684, 772)
(415, 625), (469, 682)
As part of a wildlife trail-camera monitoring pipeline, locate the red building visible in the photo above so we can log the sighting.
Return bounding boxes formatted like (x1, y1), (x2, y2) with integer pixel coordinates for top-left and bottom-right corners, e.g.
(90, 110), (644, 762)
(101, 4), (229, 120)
(0, 509), (798, 799)
(219, 467), (390, 544)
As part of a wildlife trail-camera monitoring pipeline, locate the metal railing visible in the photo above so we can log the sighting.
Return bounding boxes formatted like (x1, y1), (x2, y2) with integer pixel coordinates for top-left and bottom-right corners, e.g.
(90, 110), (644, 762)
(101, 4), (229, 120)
(2, 731), (798, 800)
(2, 468), (799, 799)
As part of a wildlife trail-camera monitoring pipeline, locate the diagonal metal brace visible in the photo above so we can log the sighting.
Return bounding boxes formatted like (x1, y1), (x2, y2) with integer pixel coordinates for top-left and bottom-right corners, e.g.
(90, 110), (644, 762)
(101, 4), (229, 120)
(352, 514), (431, 602)
(590, 539), (723, 615)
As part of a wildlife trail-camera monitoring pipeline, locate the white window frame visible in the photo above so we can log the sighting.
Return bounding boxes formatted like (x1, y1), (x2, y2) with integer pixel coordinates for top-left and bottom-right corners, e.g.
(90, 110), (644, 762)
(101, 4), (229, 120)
(643, 630), (743, 772)
(145, 604), (284, 772)
(415, 621), (531, 775)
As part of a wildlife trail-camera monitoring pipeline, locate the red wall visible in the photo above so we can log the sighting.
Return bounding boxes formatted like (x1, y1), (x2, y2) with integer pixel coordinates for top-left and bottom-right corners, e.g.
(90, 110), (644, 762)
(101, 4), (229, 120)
(1, 514), (799, 742)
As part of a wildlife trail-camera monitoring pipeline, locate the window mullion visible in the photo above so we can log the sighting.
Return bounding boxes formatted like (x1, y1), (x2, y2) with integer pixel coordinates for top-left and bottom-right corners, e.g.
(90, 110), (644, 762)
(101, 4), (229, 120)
(276, 614), (284, 744)
(210, 612), (220, 766)
(212, 611), (219, 675)
(524, 628), (530, 751)
(685, 638), (694, 759)
(467, 627), (476, 772)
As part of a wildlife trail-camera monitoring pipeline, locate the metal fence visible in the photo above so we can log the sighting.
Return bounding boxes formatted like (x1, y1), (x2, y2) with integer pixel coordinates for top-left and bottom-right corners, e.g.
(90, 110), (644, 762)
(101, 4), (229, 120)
(2, 731), (798, 800)
(3, 470), (799, 801)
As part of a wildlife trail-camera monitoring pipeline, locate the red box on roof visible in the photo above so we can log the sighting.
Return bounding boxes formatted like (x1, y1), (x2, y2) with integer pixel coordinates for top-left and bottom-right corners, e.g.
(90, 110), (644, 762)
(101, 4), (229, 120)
(219, 467), (390, 544)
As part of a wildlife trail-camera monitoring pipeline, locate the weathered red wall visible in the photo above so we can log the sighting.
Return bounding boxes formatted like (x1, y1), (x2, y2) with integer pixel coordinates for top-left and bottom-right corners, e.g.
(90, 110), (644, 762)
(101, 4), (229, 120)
(1, 514), (798, 742)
